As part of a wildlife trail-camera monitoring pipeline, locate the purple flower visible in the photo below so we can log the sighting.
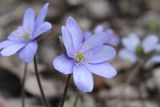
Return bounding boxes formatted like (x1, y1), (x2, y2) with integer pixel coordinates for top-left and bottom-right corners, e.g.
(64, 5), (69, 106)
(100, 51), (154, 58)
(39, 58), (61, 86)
(119, 34), (160, 63)
(84, 25), (119, 46)
(53, 17), (117, 92)
(0, 3), (52, 63)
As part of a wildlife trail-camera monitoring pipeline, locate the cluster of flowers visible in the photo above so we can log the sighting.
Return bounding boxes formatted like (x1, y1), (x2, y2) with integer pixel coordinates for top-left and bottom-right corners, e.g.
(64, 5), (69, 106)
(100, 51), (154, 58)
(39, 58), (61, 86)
(119, 34), (160, 64)
(0, 3), (160, 93)
(0, 3), (117, 92)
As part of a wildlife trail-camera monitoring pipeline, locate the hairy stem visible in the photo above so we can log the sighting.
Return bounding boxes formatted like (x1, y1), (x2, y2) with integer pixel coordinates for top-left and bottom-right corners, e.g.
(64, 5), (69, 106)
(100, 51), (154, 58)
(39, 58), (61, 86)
(73, 93), (79, 107)
(34, 56), (50, 107)
(120, 61), (145, 107)
(58, 74), (72, 107)
(21, 63), (28, 107)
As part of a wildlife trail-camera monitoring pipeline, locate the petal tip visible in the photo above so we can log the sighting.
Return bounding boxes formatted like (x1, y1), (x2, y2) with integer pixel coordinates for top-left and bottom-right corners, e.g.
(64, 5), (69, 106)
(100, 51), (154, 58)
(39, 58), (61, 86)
(25, 8), (35, 14)
(109, 68), (117, 78)
(106, 45), (117, 60)
(42, 3), (49, 9)
(52, 58), (58, 69)
(61, 26), (65, 31)
(45, 3), (49, 7)
(53, 55), (73, 74)
(76, 82), (93, 93)
(67, 16), (74, 20)
(47, 23), (52, 29)
(67, 16), (76, 24)
(1, 50), (11, 56)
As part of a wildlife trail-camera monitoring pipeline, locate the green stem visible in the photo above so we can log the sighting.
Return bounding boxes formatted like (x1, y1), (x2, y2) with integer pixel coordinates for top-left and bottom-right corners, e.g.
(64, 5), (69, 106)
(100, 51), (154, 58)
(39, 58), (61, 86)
(120, 60), (145, 107)
(58, 74), (72, 107)
(73, 93), (79, 107)
(34, 56), (50, 107)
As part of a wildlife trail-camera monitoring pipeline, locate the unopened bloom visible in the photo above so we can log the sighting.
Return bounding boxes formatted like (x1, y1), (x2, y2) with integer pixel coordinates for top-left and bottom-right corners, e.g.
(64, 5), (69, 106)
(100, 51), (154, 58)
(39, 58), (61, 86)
(119, 34), (160, 63)
(53, 17), (116, 92)
(0, 3), (52, 63)
(84, 25), (119, 46)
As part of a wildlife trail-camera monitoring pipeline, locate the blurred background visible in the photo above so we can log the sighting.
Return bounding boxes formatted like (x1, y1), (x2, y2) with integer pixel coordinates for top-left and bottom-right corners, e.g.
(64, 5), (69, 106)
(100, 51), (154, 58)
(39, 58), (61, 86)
(0, 0), (160, 107)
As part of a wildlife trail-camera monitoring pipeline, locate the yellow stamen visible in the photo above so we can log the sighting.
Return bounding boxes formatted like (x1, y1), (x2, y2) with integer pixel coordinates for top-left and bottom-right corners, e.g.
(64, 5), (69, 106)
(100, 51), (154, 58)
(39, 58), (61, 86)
(75, 53), (85, 62)
(23, 32), (31, 40)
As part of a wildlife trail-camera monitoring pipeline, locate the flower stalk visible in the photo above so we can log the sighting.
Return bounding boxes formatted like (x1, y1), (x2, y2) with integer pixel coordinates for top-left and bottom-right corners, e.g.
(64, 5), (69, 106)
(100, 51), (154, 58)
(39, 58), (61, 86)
(21, 63), (28, 107)
(73, 93), (79, 107)
(58, 74), (72, 107)
(120, 60), (145, 107)
(34, 56), (50, 107)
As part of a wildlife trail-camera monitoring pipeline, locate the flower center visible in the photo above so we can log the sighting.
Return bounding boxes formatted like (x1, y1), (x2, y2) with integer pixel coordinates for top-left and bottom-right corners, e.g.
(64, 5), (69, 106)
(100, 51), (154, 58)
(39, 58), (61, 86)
(75, 53), (85, 62)
(23, 32), (31, 40)
(136, 44), (144, 57)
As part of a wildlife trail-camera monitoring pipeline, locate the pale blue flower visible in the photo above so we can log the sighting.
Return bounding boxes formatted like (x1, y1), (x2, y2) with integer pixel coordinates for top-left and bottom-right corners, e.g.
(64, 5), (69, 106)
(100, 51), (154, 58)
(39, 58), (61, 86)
(84, 25), (119, 46)
(0, 3), (52, 63)
(119, 34), (160, 63)
(53, 17), (117, 92)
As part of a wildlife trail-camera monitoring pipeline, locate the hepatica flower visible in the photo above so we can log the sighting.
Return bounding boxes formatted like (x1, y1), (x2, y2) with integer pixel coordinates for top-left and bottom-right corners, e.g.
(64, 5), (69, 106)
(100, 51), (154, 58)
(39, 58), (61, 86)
(53, 17), (117, 92)
(84, 25), (119, 46)
(0, 3), (52, 63)
(119, 34), (160, 63)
